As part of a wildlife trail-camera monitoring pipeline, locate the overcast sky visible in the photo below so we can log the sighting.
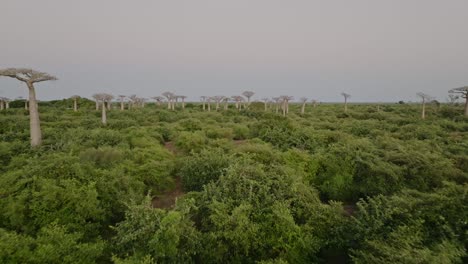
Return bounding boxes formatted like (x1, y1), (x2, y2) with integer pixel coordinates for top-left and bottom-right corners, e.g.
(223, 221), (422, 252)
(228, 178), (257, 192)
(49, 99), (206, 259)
(1, 0), (467, 102)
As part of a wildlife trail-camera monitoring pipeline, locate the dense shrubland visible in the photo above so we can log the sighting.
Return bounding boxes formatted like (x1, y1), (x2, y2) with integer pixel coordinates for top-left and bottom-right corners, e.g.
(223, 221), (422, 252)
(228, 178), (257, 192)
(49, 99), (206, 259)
(0, 100), (467, 263)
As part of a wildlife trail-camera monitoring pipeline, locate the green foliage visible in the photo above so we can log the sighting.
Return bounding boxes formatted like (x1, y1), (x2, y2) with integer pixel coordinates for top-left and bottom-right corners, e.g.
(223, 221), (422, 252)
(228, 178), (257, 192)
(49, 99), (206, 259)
(0, 103), (467, 262)
(178, 148), (230, 192)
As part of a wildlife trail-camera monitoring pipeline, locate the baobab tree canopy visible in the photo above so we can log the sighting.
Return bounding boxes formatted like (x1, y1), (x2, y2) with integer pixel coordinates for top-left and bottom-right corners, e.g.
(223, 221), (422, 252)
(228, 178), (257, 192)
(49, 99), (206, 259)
(0, 68), (58, 83)
(449, 86), (468, 97)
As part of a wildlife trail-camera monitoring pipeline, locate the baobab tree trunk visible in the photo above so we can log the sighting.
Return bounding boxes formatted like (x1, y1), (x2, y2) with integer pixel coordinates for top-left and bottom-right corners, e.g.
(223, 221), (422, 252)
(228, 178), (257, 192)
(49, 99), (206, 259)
(6, 102), (9, 109)
(101, 101), (107, 125)
(27, 82), (42, 147)
(344, 98), (348, 113)
(182, 99), (185, 109)
(73, 99), (78, 112)
(202, 101), (206, 111)
(464, 97), (468, 116)
(25, 101), (28, 110)
(95, 100), (99, 110)
(224, 101), (228, 110)
(264, 102), (267, 112)
(167, 100), (171, 109)
(421, 99), (426, 119)
(107, 101), (111, 110)
(282, 101), (286, 117)
(208, 101), (211, 112)
(301, 103), (306, 114)
(120, 100), (124, 111)
(0, 101), (3, 110)
(216, 102), (220, 111)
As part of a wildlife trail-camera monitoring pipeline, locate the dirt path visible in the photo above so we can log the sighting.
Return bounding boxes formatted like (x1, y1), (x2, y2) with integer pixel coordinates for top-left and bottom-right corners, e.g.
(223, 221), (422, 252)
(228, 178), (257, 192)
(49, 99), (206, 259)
(152, 176), (184, 209)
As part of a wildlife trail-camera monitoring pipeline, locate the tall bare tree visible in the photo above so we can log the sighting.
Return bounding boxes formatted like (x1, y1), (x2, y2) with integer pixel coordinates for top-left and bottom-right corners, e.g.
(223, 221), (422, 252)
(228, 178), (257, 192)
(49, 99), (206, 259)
(92, 94), (100, 110)
(162, 92), (174, 110)
(179, 95), (187, 109)
(449, 86), (468, 116)
(118, 95), (126, 110)
(261, 98), (269, 112)
(106, 95), (114, 110)
(207, 97), (214, 112)
(272, 97), (280, 114)
(417, 92), (433, 119)
(341, 93), (351, 112)
(0, 68), (57, 147)
(311, 99), (318, 108)
(223, 97), (230, 110)
(71, 95), (80, 112)
(299, 97), (308, 114)
(447, 94), (459, 104)
(200, 96), (207, 111)
(213, 96), (225, 111)
(242, 91), (255, 107)
(152, 96), (164, 108)
(0, 97), (5, 110)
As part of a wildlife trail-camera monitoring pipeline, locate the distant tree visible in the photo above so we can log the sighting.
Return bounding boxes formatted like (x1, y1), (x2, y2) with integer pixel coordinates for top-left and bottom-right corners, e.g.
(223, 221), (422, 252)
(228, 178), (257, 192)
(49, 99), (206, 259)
(449, 86), (468, 116)
(272, 97), (280, 114)
(162, 92), (174, 110)
(152, 96), (164, 108)
(200, 96), (207, 111)
(118, 95), (126, 110)
(179, 95), (187, 109)
(341, 93), (351, 113)
(207, 97), (213, 112)
(95, 93), (112, 125)
(92, 94), (100, 110)
(223, 97), (229, 110)
(279, 95), (292, 116)
(213, 96), (225, 111)
(128, 94), (138, 109)
(447, 94), (459, 104)
(417, 92), (433, 119)
(311, 99), (318, 108)
(0, 68), (57, 147)
(242, 91), (255, 107)
(70, 95), (80, 112)
(231, 96), (244, 111)
(0, 97), (5, 110)
(4, 97), (10, 109)
(261, 98), (269, 112)
(299, 97), (308, 114)
(106, 95), (114, 110)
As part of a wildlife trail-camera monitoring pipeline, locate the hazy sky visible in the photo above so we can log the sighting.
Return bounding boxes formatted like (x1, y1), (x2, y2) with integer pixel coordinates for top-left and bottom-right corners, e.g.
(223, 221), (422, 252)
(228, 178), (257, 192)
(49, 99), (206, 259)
(1, 0), (467, 102)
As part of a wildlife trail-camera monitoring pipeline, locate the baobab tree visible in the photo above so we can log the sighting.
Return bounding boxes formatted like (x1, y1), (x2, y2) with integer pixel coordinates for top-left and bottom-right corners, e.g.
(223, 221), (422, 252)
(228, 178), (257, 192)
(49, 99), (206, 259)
(106, 95), (114, 110)
(261, 98), (269, 112)
(279, 95), (293, 116)
(71, 95), (80, 112)
(118, 95), (126, 110)
(152, 96), (164, 108)
(0, 97), (5, 110)
(449, 86), (468, 116)
(207, 97), (214, 112)
(311, 99), (318, 108)
(223, 97), (230, 110)
(200, 96), (207, 111)
(272, 97), (280, 114)
(95, 93), (113, 125)
(299, 97), (308, 114)
(231, 96), (243, 111)
(341, 93), (351, 113)
(416, 92), (433, 119)
(213, 96), (225, 111)
(92, 94), (100, 110)
(162, 92), (174, 110)
(447, 94), (459, 105)
(0, 68), (57, 147)
(179, 95), (187, 109)
(242, 91), (255, 107)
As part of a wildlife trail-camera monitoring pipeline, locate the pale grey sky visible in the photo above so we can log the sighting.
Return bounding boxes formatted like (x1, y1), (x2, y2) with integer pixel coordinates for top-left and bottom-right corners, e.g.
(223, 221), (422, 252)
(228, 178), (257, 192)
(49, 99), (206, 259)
(1, 0), (467, 102)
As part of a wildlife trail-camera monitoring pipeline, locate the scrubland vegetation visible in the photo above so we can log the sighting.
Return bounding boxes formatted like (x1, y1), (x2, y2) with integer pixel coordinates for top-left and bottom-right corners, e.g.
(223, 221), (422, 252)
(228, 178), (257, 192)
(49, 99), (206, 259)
(0, 99), (467, 263)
